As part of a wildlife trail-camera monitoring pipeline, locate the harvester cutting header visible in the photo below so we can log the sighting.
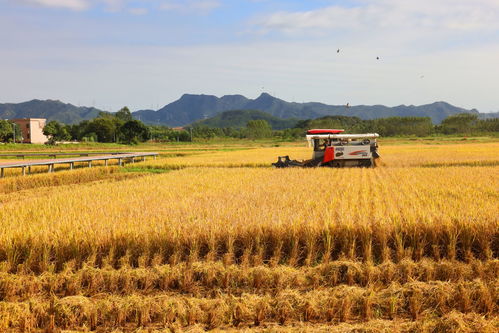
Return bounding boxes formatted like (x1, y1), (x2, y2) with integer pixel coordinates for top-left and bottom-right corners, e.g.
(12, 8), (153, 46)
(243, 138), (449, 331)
(273, 129), (380, 168)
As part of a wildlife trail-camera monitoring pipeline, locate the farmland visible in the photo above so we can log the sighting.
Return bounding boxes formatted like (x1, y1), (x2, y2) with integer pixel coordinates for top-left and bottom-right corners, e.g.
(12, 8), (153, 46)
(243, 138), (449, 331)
(0, 140), (498, 332)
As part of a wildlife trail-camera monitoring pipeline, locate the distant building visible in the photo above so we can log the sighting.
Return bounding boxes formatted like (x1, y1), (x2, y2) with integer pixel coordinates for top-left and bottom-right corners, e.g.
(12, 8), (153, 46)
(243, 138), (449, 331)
(10, 118), (49, 144)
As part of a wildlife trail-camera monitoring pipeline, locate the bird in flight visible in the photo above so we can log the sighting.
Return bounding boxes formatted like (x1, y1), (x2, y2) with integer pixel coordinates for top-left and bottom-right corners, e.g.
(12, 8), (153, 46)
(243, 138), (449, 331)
(376, 56), (380, 60)
(345, 103), (350, 108)
(337, 49), (340, 53)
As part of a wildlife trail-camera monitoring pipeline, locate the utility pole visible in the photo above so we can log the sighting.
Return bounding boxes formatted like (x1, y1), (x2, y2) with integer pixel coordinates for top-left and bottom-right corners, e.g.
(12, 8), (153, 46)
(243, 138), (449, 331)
(155, 119), (159, 142)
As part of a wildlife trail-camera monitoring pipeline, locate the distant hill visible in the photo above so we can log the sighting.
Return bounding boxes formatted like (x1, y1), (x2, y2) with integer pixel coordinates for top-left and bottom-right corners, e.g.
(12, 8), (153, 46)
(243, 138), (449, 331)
(1, 96), (496, 126)
(0, 100), (103, 124)
(134, 94), (250, 126)
(134, 93), (490, 126)
(479, 112), (499, 119)
(194, 110), (298, 130)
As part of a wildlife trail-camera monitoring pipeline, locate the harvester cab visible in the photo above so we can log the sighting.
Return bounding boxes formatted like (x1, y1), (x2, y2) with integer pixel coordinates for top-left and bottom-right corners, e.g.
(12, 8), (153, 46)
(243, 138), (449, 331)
(273, 129), (380, 168)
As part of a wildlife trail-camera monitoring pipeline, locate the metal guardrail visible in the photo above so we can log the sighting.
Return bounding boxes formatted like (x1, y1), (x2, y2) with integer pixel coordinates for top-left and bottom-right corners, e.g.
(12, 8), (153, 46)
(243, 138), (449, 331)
(0, 152), (130, 159)
(0, 152), (158, 177)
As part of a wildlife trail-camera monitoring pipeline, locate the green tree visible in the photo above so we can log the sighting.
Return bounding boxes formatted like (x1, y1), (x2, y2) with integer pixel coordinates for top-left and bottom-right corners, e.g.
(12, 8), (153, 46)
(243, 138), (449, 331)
(85, 117), (118, 142)
(246, 119), (272, 139)
(67, 110), (150, 143)
(120, 120), (150, 144)
(192, 125), (219, 139)
(476, 118), (499, 133)
(439, 114), (478, 134)
(367, 117), (434, 137)
(115, 107), (133, 122)
(150, 125), (191, 142)
(43, 120), (71, 144)
(297, 116), (363, 132)
(0, 120), (16, 142)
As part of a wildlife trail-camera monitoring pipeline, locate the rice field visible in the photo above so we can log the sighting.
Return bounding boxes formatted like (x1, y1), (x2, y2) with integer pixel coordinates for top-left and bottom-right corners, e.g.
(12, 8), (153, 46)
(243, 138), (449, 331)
(138, 142), (499, 169)
(0, 141), (497, 332)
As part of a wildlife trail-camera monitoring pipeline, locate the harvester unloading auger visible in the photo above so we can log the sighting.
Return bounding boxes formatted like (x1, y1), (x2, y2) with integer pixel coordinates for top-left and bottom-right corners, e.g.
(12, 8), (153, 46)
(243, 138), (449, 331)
(273, 129), (380, 168)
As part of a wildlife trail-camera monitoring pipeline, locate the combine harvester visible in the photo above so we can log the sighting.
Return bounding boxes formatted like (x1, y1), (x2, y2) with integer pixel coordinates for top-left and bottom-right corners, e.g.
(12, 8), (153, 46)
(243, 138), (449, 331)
(273, 129), (380, 168)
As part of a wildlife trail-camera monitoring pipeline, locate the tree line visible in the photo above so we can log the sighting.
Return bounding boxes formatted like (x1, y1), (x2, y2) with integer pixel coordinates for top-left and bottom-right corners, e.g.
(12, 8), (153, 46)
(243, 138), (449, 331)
(1, 111), (497, 144)
(46, 107), (150, 144)
(190, 113), (499, 140)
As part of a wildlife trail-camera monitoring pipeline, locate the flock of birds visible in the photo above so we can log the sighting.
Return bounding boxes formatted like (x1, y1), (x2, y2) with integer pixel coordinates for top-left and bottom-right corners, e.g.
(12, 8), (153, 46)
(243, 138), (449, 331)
(336, 48), (424, 109)
(337, 48), (379, 60)
(337, 48), (380, 108)
(262, 49), (425, 111)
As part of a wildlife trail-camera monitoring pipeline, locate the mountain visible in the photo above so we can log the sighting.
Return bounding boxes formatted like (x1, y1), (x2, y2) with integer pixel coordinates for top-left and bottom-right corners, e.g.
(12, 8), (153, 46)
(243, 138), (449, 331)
(479, 112), (499, 120)
(2, 95), (495, 126)
(0, 99), (103, 124)
(133, 93), (488, 126)
(194, 110), (299, 130)
(134, 94), (249, 126)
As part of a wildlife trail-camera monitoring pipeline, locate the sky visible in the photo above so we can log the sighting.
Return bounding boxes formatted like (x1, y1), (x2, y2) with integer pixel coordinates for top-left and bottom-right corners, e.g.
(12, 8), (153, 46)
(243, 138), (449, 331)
(1, 0), (498, 112)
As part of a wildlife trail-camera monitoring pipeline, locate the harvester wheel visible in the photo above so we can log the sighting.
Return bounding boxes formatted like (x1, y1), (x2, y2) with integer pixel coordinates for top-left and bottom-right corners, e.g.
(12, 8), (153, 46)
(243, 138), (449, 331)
(332, 161), (342, 168)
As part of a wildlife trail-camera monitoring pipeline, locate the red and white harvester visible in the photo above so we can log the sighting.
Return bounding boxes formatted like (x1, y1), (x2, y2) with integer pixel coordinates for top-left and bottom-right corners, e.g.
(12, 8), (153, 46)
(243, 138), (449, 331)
(273, 129), (380, 168)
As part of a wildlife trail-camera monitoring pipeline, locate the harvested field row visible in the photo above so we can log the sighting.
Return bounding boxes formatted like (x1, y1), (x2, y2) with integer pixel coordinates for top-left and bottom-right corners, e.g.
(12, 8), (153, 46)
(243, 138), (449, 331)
(10, 313), (492, 333)
(1, 280), (497, 331)
(1, 260), (498, 300)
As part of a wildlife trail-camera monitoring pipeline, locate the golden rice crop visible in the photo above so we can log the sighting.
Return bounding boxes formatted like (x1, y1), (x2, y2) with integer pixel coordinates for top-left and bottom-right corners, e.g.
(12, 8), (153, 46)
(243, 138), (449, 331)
(140, 142), (499, 170)
(0, 166), (133, 195)
(380, 142), (499, 167)
(0, 167), (497, 271)
(141, 147), (308, 169)
(0, 142), (497, 332)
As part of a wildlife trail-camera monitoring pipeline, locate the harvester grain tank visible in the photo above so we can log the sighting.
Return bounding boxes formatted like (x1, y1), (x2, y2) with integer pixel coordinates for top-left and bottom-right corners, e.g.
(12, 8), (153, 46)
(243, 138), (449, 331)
(273, 129), (380, 168)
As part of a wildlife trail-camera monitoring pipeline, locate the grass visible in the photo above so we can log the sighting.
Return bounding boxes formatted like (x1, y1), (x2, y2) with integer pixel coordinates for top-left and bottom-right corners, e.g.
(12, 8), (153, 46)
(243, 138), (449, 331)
(121, 166), (170, 174)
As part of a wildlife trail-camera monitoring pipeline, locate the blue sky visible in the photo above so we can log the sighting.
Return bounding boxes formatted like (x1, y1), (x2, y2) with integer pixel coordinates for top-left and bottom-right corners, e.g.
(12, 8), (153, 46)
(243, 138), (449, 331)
(1, 0), (498, 112)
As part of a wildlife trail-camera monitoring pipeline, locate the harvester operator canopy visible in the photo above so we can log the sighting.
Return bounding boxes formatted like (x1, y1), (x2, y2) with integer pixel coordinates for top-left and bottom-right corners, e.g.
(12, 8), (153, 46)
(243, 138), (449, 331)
(305, 129), (379, 148)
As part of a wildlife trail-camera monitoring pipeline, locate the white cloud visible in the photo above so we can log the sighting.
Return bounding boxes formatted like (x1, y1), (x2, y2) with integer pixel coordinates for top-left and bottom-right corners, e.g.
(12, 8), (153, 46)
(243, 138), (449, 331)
(23, 0), (90, 11)
(101, 0), (124, 12)
(128, 7), (147, 15)
(160, 0), (221, 13)
(256, 0), (499, 33)
(158, 1), (180, 10)
(20, 0), (222, 14)
(189, 0), (220, 11)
